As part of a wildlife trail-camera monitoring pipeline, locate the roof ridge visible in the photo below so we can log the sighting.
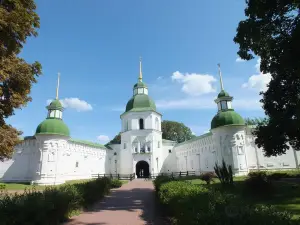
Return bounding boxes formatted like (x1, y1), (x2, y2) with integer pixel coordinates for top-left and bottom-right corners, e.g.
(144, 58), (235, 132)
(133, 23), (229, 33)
(174, 132), (212, 147)
(70, 139), (107, 149)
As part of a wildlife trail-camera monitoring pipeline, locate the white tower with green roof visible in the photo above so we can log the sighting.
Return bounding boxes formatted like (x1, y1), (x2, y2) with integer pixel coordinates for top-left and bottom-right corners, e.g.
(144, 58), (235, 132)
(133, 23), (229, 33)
(211, 64), (248, 175)
(119, 58), (163, 177)
(34, 73), (70, 185)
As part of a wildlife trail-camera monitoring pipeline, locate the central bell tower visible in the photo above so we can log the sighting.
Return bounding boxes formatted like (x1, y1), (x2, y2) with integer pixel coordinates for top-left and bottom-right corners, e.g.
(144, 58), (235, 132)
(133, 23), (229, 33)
(119, 58), (163, 176)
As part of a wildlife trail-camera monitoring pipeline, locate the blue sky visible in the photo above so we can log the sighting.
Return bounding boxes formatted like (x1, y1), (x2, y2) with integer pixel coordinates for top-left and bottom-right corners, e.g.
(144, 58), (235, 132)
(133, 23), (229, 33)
(6, 0), (270, 143)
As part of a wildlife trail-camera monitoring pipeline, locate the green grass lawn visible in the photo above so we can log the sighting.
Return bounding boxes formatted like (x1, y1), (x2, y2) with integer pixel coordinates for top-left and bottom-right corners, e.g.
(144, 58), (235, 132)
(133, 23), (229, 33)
(0, 179), (129, 191)
(189, 177), (300, 220)
(0, 182), (45, 191)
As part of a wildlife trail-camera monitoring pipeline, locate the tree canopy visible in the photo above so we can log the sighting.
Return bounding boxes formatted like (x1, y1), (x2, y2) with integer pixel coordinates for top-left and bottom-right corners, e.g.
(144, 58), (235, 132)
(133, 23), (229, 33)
(234, 0), (300, 156)
(161, 120), (195, 143)
(0, 0), (42, 161)
(108, 132), (121, 145)
(244, 117), (268, 126)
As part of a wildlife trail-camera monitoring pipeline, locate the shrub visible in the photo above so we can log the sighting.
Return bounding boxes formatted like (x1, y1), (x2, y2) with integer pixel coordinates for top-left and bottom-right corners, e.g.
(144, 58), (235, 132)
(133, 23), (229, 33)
(199, 172), (215, 184)
(156, 180), (296, 225)
(267, 172), (288, 180)
(153, 175), (175, 192)
(244, 171), (274, 196)
(0, 184), (6, 191)
(110, 179), (123, 188)
(265, 170), (300, 180)
(214, 160), (233, 186)
(0, 177), (114, 225)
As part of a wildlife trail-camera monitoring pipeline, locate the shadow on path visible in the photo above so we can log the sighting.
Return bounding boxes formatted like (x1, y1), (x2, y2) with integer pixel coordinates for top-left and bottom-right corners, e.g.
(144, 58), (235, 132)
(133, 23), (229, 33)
(65, 180), (164, 225)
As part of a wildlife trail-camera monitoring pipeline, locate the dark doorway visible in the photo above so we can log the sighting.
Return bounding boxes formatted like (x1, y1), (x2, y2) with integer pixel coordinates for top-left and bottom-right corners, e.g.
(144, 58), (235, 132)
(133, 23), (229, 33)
(139, 118), (144, 129)
(136, 160), (150, 178)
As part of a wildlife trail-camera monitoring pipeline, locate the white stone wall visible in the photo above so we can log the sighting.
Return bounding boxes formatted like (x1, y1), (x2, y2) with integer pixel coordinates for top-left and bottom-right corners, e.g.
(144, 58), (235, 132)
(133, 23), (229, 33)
(212, 126), (248, 176)
(0, 137), (39, 182)
(171, 133), (215, 174)
(163, 125), (300, 176)
(245, 127), (300, 171)
(3, 124), (300, 185)
(0, 135), (108, 185)
(108, 144), (120, 175)
(161, 140), (177, 173)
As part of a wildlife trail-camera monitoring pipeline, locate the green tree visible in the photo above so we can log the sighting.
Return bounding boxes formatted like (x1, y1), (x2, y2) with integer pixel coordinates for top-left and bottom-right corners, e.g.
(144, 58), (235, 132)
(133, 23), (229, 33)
(0, 0), (42, 161)
(161, 120), (195, 143)
(244, 117), (268, 126)
(107, 133), (121, 145)
(234, 0), (300, 156)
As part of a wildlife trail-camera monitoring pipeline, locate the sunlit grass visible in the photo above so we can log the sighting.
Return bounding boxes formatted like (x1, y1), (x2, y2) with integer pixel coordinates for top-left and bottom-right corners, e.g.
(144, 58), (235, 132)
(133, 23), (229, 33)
(188, 176), (300, 220)
(0, 178), (129, 191)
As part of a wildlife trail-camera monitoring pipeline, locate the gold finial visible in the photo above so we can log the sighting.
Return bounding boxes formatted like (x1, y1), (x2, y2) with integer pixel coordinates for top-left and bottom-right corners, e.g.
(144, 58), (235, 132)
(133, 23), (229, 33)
(217, 63), (224, 91)
(139, 57), (142, 82)
(56, 72), (60, 100)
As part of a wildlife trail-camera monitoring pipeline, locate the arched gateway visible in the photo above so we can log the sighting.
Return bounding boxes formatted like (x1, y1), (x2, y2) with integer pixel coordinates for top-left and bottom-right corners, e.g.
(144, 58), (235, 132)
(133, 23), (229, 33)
(135, 160), (150, 178)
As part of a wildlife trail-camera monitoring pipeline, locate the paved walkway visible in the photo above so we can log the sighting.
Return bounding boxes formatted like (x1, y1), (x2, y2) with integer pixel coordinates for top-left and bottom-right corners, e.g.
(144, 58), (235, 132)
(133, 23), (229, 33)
(65, 179), (161, 225)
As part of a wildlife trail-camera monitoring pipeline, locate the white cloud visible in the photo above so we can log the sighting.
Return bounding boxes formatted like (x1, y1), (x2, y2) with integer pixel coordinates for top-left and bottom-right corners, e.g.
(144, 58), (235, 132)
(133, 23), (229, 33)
(157, 76), (163, 80)
(236, 57), (245, 62)
(188, 125), (210, 135)
(242, 58), (271, 92)
(46, 98), (93, 112)
(171, 71), (217, 96)
(156, 97), (215, 110)
(97, 135), (110, 143)
(156, 97), (262, 111)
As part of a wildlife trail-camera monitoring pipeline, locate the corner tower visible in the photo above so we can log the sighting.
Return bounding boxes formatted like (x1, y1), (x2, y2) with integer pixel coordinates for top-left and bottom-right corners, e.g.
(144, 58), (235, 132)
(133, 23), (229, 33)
(34, 73), (70, 185)
(119, 58), (163, 177)
(210, 64), (247, 176)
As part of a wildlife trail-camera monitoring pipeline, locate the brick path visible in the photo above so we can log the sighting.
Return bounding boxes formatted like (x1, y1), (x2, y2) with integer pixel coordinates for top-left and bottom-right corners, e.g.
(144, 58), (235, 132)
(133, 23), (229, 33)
(65, 179), (161, 225)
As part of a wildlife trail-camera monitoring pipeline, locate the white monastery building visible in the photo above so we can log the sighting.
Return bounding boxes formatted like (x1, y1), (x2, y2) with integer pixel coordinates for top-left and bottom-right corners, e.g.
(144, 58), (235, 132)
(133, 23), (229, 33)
(1, 60), (300, 185)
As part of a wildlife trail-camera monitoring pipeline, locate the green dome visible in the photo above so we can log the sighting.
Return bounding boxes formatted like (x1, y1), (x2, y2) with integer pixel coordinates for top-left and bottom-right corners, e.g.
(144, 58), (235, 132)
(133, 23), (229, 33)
(211, 109), (245, 129)
(47, 99), (63, 110)
(218, 90), (230, 98)
(125, 94), (156, 112)
(36, 118), (70, 136)
(134, 81), (147, 88)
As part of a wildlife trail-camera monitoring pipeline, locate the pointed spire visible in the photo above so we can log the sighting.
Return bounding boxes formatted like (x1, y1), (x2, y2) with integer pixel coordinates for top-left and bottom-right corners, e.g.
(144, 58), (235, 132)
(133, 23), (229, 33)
(139, 57), (143, 82)
(217, 63), (224, 91)
(56, 72), (60, 100)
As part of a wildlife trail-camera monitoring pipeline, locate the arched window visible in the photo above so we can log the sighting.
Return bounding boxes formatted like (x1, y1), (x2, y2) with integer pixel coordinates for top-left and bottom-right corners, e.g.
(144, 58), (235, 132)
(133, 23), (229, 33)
(155, 117), (159, 130)
(126, 120), (129, 131)
(139, 118), (144, 130)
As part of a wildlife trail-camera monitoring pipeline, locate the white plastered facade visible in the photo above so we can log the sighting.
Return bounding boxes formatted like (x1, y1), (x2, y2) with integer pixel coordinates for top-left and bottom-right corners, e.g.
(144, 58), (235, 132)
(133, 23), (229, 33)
(1, 72), (300, 185)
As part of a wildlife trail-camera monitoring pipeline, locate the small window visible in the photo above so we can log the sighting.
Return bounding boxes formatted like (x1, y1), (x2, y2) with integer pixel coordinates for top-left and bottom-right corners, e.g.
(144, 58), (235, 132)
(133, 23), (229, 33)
(124, 143), (127, 149)
(135, 147), (138, 153)
(158, 141), (160, 148)
(221, 101), (227, 110)
(140, 143), (146, 153)
(114, 152), (117, 156)
(155, 117), (159, 130)
(126, 120), (129, 131)
(169, 149), (172, 153)
(148, 146), (151, 152)
(139, 118), (144, 129)
(75, 162), (79, 168)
